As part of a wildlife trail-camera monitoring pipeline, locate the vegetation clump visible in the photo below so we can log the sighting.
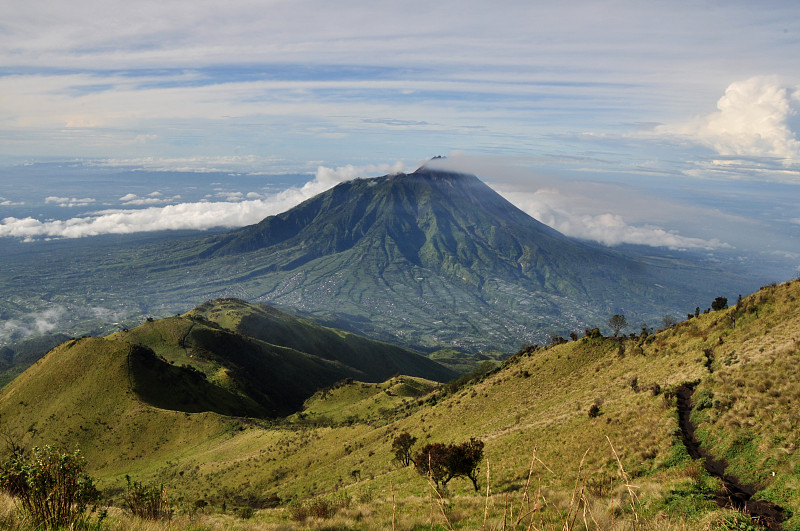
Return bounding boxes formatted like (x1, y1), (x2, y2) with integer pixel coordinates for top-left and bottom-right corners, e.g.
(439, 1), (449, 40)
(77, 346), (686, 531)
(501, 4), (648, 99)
(413, 438), (484, 491)
(289, 492), (351, 522)
(0, 445), (100, 530)
(712, 296), (729, 311)
(584, 327), (603, 339)
(123, 475), (171, 521)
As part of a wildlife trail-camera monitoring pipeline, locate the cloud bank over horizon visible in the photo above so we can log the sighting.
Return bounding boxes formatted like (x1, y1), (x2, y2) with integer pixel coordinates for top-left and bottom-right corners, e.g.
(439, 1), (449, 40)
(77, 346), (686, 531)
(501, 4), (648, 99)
(0, 163), (404, 241)
(501, 191), (730, 251)
(425, 154), (732, 250)
(0, 155), (737, 252)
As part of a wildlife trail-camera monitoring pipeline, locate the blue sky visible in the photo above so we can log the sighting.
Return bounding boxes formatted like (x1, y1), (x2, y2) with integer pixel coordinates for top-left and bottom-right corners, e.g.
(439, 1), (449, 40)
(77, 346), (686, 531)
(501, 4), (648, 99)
(1, 0), (799, 277)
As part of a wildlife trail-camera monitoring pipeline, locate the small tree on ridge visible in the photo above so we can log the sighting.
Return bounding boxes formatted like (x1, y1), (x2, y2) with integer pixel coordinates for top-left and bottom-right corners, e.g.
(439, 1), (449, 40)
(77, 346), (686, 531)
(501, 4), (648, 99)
(711, 297), (728, 311)
(609, 314), (627, 337)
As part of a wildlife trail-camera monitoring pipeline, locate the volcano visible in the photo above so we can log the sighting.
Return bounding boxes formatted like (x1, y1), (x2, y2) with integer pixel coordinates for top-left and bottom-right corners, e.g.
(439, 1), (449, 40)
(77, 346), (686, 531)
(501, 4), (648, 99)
(178, 165), (738, 351)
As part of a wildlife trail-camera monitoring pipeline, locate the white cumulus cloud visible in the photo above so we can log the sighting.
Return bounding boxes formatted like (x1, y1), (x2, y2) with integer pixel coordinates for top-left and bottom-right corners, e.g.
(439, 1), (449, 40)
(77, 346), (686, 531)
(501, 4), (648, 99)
(428, 152), (731, 250)
(0, 162), (404, 241)
(660, 77), (800, 165)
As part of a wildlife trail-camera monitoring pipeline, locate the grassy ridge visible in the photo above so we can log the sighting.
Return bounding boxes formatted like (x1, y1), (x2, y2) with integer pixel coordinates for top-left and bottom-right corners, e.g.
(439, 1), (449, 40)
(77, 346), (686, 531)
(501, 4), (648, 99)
(188, 298), (456, 381)
(0, 281), (798, 529)
(0, 337), (233, 483)
(107, 299), (453, 416)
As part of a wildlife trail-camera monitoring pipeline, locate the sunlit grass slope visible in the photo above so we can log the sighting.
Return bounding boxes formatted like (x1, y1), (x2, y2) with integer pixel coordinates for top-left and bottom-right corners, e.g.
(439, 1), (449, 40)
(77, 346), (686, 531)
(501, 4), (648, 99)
(0, 281), (798, 530)
(293, 375), (439, 425)
(0, 337), (234, 483)
(688, 282), (800, 519)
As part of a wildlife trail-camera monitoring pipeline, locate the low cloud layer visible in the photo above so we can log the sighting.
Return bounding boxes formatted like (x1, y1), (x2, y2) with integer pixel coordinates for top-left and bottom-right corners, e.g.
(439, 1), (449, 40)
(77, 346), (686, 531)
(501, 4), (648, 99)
(45, 196), (96, 207)
(119, 192), (181, 206)
(0, 306), (67, 341)
(0, 163), (404, 241)
(500, 189), (729, 250)
(0, 304), (127, 344)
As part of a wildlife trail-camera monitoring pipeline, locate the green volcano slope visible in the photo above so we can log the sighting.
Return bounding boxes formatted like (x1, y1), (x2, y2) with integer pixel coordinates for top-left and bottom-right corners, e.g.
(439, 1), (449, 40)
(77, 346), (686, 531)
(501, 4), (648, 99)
(0, 281), (798, 529)
(186, 166), (755, 351)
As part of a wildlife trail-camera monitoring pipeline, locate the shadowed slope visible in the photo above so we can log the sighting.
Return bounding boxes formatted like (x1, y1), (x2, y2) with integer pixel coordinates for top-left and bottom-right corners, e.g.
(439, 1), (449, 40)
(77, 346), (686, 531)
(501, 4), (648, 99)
(113, 316), (359, 416)
(106, 298), (453, 415)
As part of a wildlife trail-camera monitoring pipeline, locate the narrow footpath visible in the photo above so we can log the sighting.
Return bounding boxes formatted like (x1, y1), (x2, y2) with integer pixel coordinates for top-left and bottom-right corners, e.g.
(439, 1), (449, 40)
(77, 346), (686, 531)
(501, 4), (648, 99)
(675, 383), (785, 530)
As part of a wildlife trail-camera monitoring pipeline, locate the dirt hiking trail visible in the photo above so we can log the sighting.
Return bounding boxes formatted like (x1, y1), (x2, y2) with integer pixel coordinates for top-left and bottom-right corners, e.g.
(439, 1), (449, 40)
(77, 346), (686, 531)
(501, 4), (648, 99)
(676, 383), (785, 529)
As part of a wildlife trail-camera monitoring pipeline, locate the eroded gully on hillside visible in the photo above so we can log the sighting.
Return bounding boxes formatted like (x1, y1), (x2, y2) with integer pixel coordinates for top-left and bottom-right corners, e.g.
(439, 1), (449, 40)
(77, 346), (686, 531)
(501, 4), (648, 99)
(675, 383), (785, 529)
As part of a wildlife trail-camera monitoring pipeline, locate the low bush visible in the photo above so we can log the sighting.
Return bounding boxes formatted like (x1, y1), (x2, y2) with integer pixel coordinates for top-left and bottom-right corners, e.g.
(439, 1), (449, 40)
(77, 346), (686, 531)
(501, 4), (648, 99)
(123, 475), (170, 520)
(0, 445), (100, 530)
(413, 438), (484, 491)
(694, 389), (714, 411)
(290, 493), (351, 521)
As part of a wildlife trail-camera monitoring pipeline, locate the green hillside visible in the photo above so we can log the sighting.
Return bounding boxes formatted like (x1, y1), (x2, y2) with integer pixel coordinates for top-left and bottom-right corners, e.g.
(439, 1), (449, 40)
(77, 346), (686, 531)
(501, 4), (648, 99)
(0, 337), (234, 480)
(186, 297), (457, 380)
(110, 314), (357, 416)
(0, 281), (798, 529)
